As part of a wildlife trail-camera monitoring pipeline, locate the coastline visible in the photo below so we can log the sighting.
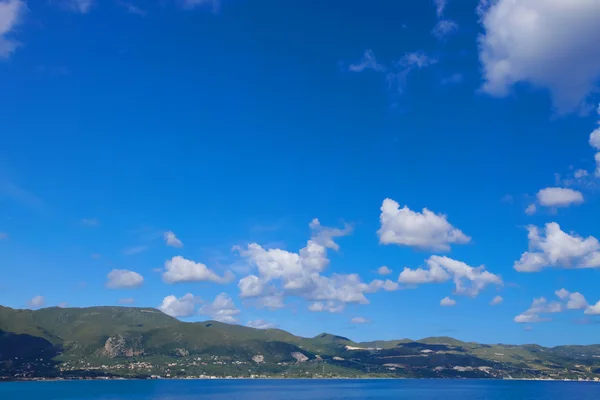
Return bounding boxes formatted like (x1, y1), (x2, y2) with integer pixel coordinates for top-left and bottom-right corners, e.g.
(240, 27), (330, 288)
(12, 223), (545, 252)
(2, 376), (599, 383)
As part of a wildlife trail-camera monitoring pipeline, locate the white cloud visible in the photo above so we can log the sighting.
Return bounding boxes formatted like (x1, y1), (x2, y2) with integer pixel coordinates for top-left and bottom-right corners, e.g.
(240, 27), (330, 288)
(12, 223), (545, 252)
(537, 187), (584, 208)
(106, 269), (144, 289)
(514, 297), (562, 323)
(367, 279), (399, 292)
(57, 302), (68, 308)
(514, 223), (600, 272)
(81, 217), (99, 226)
(574, 169), (589, 179)
(348, 49), (385, 73)
(0, 0), (25, 59)
(199, 293), (240, 323)
(118, 298), (135, 305)
(490, 295), (503, 305)
(238, 275), (264, 298)
(162, 256), (234, 284)
(256, 294), (285, 310)
(27, 295), (45, 308)
(516, 289), (591, 323)
(377, 266), (392, 276)
(398, 264), (449, 285)
(478, 0), (600, 113)
(596, 152), (600, 177)
(555, 288), (588, 310)
(440, 296), (456, 307)
(351, 317), (369, 324)
(567, 292), (588, 310)
(308, 301), (344, 313)
(585, 300), (600, 315)
(164, 231), (184, 248)
(60, 0), (94, 13)
(247, 319), (276, 329)
(378, 198), (470, 251)
(591, 128), (600, 150)
(399, 255), (501, 297)
(555, 288), (570, 300)
(237, 219), (398, 311)
(158, 293), (200, 318)
(432, 19), (458, 40)
(525, 204), (537, 215)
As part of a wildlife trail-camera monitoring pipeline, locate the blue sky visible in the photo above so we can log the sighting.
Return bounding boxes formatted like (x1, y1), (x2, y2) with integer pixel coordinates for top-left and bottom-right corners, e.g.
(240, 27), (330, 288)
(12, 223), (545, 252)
(1, 0), (600, 346)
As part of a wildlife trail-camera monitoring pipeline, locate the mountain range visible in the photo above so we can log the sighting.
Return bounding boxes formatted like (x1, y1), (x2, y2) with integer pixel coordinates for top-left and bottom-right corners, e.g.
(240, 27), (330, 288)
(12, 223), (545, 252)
(1, 305), (600, 381)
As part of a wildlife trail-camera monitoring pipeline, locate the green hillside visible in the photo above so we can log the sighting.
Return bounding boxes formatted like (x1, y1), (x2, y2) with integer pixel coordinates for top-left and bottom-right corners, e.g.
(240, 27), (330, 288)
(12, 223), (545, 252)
(1, 305), (600, 381)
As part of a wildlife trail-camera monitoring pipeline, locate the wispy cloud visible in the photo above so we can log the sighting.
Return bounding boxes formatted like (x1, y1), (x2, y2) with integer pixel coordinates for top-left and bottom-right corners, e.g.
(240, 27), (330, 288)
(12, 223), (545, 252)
(0, 181), (45, 211)
(0, 0), (26, 59)
(118, 1), (146, 16)
(55, 0), (94, 13)
(181, 0), (220, 12)
(81, 217), (100, 227)
(123, 245), (148, 256)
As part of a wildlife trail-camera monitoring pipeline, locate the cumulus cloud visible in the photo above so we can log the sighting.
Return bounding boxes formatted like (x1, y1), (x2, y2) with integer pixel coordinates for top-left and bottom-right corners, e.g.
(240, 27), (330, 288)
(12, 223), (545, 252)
(516, 289), (590, 323)
(377, 266), (392, 276)
(367, 279), (399, 292)
(106, 269), (144, 289)
(158, 293), (201, 318)
(27, 295), (45, 308)
(591, 107), (600, 176)
(585, 301), (600, 315)
(525, 204), (537, 215)
(351, 317), (370, 324)
(490, 295), (503, 305)
(537, 187), (584, 208)
(238, 275), (264, 298)
(478, 0), (600, 113)
(199, 293), (240, 323)
(308, 301), (344, 313)
(555, 288), (588, 310)
(236, 219), (392, 310)
(256, 294), (285, 310)
(378, 198), (470, 251)
(574, 169), (589, 179)
(162, 256), (234, 284)
(440, 296), (456, 307)
(514, 297), (562, 323)
(399, 255), (501, 297)
(348, 49), (385, 73)
(247, 319), (276, 329)
(164, 231), (184, 248)
(514, 223), (600, 272)
(0, 0), (25, 59)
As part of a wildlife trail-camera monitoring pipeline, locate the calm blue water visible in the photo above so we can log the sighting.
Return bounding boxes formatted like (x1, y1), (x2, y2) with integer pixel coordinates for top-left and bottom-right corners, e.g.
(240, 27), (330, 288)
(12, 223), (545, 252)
(1, 379), (599, 400)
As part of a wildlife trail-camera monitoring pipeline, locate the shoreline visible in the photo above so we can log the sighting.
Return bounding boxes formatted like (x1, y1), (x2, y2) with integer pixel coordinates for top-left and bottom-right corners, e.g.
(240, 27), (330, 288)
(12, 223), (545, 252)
(2, 377), (599, 383)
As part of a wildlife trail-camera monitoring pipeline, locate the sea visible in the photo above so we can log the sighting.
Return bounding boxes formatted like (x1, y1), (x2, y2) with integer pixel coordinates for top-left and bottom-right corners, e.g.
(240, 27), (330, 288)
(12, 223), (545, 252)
(1, 379), (599, 400)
